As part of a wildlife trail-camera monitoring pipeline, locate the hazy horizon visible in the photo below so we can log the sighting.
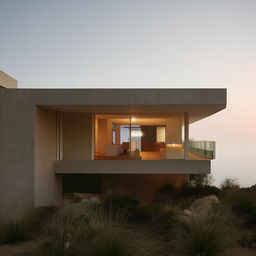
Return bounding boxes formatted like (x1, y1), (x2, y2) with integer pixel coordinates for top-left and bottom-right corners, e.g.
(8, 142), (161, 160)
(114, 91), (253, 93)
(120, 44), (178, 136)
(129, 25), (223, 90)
(1, 0), (256, 187)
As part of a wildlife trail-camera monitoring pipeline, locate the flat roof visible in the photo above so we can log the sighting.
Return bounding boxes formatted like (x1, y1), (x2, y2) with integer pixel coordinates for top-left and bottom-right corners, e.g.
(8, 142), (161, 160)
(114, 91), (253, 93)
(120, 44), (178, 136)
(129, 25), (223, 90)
(1, 88), (227, 123)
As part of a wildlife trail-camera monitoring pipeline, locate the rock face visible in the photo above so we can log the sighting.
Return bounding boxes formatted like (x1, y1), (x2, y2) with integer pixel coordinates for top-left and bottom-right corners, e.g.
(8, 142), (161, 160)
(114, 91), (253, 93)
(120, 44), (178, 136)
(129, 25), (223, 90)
(180, 195), (219, 222)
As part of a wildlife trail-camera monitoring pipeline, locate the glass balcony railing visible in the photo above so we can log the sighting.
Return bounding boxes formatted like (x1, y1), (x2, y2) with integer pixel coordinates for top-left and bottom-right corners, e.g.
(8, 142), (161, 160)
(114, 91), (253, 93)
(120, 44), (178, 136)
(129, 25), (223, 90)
(189, 140), (215, 159)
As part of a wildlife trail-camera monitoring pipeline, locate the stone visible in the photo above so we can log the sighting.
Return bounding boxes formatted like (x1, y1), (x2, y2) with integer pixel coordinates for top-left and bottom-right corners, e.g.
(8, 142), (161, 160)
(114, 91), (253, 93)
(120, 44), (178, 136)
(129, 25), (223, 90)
(189, 195), (219, 219)
(179, 195), (219, 222)
(89, 197), (101, 204)
(81, 198), (89, 203)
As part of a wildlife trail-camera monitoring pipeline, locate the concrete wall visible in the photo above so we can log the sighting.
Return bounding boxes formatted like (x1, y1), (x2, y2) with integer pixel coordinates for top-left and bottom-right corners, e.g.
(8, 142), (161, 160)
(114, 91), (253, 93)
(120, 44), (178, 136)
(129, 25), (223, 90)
(63, 113), (94, 159)
(165, 116), (183, 143)
(34, 108), (62, 207)
(55, 159), (211, 174)
(0, 71), (18, 88)
(0, 89), (35, 215)
(35, 89), (227, 105)
(101, 174), (189, 201)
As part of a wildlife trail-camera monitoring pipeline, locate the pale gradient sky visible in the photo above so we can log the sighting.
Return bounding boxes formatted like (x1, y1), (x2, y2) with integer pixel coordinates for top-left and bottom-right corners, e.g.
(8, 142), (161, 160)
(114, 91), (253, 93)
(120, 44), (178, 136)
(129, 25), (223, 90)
(1, 0), (256, 187)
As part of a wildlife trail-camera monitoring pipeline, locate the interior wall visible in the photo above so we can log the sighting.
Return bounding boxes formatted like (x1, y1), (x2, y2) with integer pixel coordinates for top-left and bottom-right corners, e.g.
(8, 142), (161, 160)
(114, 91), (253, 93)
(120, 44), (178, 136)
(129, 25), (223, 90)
(157, 127), (166, 142)
(95, 116), (98, 153)
(63, 113), (93, 159)
(35, 107), (62, 207)
(115, 124), (120, 144)
(101, 174), (189, 201)
(141, 126), (157, 151)
(141, 126), (156, 143)
(97, 119), (112, 155)
(165, 116), (183, 143)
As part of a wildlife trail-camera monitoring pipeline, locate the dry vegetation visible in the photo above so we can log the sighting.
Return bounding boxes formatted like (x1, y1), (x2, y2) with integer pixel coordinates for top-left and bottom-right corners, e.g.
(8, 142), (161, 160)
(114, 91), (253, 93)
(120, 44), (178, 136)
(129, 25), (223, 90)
(1, 176), (256, 256)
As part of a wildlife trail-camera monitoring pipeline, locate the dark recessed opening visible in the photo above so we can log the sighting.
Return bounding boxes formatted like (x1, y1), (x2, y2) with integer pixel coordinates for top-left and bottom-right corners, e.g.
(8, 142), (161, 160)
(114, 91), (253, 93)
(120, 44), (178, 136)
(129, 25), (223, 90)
(63, 174), (102, 193)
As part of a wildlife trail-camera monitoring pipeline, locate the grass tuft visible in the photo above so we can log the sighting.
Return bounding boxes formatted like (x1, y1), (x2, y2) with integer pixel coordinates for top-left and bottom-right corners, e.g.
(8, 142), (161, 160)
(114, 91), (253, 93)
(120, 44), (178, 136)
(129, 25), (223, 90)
(172, 205), (236, 256)
(0, 207), (55, 244)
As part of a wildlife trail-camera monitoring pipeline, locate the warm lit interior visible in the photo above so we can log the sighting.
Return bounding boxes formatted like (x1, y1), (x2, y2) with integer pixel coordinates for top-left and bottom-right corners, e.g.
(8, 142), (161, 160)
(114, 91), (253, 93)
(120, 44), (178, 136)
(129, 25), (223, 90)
(95, 114), (187, 160)
(94, 114), (214, 160)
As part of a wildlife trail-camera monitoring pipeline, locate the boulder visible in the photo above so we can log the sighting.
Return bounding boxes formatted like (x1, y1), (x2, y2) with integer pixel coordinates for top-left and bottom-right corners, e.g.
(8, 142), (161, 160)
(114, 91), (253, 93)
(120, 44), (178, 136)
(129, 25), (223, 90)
(89, 197), (101, 204)
(189, 195), (219, 217)
(180, 195), (219, 222)
(81, 198), (89, 203)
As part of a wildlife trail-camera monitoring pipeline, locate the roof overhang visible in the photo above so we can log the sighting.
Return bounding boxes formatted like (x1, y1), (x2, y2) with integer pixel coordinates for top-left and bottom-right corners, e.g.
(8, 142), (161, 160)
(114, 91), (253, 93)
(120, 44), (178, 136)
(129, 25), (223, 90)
(35, 88), (226, 123)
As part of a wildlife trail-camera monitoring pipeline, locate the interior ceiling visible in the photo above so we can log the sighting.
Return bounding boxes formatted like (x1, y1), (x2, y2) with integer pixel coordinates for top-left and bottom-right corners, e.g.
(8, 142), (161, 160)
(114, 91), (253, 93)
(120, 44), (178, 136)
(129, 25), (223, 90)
(104, 118), (166, 126)
(95, 114), (177, 125)
(42, 104), (226, 124)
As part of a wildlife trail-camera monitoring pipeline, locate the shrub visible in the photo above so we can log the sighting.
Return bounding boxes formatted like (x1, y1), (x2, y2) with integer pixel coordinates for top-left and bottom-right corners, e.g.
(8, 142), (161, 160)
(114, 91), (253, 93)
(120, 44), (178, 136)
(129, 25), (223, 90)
(190, 174), (214, 187)
(155, 184), (179, 205)
(156, 184), (220, 207)
(179, 184), (220, 199)
(38, 208), (84, 256)
(238, 230), (256, 250)
(78, 220), (163, 256)
(0, 207), (55, 244)
(173, 206), (236, 256)
(102, 193), (139, 215)
(30, 204), (163, 256)
(225, 191), (256, 229)
(221, 178), (240, 191)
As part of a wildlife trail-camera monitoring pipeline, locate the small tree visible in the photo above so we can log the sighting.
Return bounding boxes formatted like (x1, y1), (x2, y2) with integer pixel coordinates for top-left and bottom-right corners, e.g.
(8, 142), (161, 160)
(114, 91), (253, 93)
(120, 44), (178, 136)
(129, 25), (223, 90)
(221, 178), (240, 191)
(189, 174), (214, 187)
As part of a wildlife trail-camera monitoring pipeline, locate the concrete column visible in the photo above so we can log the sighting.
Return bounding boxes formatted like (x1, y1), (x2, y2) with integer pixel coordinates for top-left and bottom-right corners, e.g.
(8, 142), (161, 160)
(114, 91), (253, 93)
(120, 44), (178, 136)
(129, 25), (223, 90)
(165, 116), (183, 143)
(115, 124), (120, 144)
(184, 112), (189, 160)
(34, 108), (62, 207)
(63, 113), (94, 160)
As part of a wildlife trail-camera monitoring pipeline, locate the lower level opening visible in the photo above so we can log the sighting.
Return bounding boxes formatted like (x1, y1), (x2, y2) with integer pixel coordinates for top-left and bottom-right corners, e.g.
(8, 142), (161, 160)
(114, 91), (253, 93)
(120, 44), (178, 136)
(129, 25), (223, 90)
(63, 174), (102, 194)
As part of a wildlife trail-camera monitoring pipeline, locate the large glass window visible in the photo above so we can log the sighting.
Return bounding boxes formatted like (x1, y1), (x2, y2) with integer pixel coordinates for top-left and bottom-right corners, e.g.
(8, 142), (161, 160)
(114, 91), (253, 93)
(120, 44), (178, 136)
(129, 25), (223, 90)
(94, 114), (186, 160)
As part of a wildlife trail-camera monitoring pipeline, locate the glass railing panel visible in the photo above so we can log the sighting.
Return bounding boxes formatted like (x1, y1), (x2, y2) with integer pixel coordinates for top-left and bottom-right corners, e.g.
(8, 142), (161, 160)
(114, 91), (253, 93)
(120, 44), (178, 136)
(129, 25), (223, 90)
(189, 140), (215, 159)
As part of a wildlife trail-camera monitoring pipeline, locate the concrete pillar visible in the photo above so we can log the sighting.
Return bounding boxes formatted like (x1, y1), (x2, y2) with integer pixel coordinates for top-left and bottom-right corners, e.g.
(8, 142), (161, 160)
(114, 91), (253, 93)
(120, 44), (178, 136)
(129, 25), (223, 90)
(34, 108), (62, 207)
(165, 116), (183, 143)
(63, 113), (94, 160)
(184, 112), (189, 160)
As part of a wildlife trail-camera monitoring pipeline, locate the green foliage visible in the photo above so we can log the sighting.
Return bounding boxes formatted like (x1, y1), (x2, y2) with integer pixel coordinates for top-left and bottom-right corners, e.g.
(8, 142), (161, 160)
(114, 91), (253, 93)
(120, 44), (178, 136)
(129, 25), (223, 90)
(0, 207), (55, 244)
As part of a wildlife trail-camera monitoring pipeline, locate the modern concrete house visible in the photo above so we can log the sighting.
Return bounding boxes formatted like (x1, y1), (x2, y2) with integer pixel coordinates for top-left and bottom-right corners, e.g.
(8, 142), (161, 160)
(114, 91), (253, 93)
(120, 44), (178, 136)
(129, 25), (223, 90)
(0, 71), (226, 215)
